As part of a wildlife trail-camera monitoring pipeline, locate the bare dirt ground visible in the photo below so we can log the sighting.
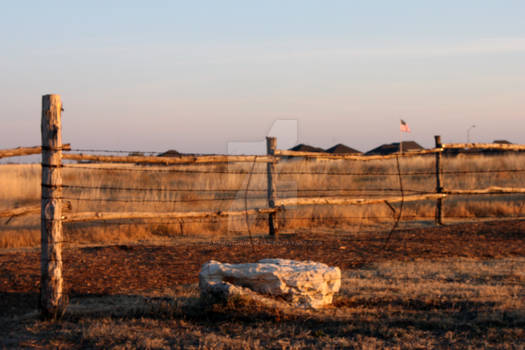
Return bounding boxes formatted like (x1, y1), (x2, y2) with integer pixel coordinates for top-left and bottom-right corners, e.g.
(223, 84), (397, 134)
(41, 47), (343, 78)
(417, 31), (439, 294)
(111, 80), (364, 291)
(2, 220), (524, 299)
(1, 219), (524, 349)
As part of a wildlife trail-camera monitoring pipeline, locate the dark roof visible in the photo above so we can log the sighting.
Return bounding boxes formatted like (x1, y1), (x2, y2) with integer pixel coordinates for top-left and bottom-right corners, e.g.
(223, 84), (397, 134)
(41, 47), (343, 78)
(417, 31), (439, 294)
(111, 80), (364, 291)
(289, 144), (325, 153)
(444, 140), (517, 156)
(128, 152), (144, 157)
(325, 144), (361, 154)
(158, 149), (181, 157)
(365, 141), (424, 155)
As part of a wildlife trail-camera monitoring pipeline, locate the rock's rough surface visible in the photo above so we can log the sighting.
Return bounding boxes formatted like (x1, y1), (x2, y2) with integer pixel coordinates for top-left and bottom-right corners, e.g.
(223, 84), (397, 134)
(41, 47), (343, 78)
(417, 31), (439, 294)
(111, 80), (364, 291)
(199, 259), (341, 309)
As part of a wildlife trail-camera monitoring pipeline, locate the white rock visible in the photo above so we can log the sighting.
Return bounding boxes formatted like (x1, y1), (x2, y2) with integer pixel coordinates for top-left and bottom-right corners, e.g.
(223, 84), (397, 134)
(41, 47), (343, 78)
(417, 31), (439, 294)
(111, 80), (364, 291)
(199, 259), (341, 309)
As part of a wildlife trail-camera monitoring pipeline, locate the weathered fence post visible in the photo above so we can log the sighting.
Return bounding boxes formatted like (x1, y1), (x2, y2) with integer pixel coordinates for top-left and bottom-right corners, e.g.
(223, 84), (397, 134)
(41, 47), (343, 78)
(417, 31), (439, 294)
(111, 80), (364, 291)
(434, 135), (444, 225)
(266, 137), (278, 237)
(40, 94), (66, 319)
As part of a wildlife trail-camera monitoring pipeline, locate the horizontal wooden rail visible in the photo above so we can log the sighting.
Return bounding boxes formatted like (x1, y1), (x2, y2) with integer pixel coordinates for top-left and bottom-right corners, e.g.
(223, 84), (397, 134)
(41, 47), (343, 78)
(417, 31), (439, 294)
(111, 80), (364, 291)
(444, 186), (525, 195)
(0, 144), (71, 160)
(0, 205), (40, 218)
(442, 143), (525, 151)
(276, 193), (447, 207)
(62, 207), (278, 223)
(0, 202), (72, 219)
(62, 153), (275, 165)
(275, 148), (442, 160)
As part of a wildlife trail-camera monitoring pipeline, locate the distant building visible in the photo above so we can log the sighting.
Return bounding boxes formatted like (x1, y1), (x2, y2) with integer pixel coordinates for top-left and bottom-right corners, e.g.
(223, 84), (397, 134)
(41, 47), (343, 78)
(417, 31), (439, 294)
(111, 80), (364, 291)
(365, 141), (424, 155)
(289, 144), (326, 153)
(444, 140), (517, 157)
(482, 140), (515, 155)
(128, 151), (144, 157)
(325, 143), (361, 154)
(158, 149), (181, 157)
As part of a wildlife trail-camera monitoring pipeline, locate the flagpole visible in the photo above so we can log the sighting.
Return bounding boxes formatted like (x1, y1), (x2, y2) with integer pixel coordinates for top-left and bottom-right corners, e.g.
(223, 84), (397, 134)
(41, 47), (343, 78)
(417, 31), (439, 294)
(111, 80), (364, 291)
(400, 123), (403, 154)
(399, 119), (410, 153)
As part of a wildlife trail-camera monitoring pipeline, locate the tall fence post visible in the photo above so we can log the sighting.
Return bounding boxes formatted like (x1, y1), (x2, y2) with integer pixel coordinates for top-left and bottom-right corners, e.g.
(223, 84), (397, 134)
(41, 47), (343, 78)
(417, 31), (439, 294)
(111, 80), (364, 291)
(434, 135), (444, 225)
(266, 137), (278, 237)
(40, 94), (66, 319)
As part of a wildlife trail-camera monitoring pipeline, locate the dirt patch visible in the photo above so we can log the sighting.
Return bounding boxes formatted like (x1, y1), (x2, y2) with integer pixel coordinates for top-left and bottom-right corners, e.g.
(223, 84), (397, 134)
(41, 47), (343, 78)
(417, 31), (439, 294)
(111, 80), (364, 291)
(0, 220), (523, 300)
(0, 220), (524, 349)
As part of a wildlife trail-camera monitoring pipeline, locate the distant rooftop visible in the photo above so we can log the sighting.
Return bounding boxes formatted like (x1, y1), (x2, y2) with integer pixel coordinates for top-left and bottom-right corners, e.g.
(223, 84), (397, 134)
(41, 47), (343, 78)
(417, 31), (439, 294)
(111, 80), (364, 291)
(158, 149), (181, 157)
(289, 144), (326, 153)
(325, 143), (361, 154)
(365, 141), (424, 155)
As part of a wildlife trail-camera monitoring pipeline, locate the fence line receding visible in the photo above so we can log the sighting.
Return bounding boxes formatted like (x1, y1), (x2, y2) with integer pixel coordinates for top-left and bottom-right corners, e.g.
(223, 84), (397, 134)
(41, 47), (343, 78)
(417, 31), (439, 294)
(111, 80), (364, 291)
(1, 94), (525, 318)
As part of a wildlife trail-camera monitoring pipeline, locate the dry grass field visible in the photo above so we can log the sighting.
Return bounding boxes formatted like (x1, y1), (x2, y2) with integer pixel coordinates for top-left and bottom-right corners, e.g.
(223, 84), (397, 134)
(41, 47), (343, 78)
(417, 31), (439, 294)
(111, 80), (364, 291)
(1, 153), (525, 248)
(1, 153), (524, 348)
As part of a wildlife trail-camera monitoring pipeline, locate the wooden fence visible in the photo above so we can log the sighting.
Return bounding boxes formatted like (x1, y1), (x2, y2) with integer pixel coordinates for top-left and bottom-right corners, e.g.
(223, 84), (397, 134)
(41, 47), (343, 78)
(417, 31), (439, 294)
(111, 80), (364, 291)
(2, 94), (525, 318)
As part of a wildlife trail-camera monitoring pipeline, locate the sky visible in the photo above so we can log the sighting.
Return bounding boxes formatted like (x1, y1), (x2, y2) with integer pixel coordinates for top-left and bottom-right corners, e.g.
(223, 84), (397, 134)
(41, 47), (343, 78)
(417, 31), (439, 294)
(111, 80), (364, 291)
(1, 1), (524, 154)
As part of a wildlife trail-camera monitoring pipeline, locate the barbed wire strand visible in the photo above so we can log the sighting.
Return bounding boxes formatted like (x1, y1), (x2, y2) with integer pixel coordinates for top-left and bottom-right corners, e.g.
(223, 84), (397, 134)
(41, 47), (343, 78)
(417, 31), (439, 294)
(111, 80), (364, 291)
(60, 187), (525, 205)
(380, 155), (405, 253)
(244, 156), (258, 255)
(57, 191), (444, 204)
(59, 214), (523, 227)
(60, 184), (430, 194)
(69, 148), (160, 155)
(61, 163), (525, 176)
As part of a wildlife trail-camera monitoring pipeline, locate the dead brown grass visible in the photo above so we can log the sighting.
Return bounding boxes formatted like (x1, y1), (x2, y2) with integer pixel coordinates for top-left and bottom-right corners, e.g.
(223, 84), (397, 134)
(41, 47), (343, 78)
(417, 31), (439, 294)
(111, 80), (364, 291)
(1, 219), (524, 348)
(1, 257), (523, 349)
(1, 153), (525, 248)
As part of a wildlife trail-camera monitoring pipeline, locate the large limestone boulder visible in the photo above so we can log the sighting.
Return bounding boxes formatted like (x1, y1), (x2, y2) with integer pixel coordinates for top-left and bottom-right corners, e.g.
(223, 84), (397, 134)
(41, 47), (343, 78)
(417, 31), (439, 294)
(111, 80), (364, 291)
(199, 259), (341, 309)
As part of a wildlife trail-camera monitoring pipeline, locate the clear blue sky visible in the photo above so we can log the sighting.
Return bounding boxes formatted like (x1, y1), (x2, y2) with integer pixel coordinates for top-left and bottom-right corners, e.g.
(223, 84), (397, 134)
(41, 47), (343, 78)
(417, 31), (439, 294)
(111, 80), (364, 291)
(1, 1), (524, 153)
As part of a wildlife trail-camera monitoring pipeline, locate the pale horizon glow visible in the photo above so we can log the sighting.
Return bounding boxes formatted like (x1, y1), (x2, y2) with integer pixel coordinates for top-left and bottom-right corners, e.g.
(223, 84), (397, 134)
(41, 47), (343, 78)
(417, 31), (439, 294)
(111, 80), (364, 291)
(1, 1), (524, 155)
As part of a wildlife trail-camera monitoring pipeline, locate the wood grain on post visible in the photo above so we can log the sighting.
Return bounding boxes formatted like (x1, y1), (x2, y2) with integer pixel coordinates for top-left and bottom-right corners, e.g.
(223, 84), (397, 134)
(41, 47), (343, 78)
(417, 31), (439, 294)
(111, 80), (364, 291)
(435, 136), (444, 225)
(266, 137), (278, 237)
(40, 94), (66, 319)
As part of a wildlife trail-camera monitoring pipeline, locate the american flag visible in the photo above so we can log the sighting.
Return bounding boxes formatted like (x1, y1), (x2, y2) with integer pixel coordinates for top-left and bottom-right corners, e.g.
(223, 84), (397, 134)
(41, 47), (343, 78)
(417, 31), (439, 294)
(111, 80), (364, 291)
(400, 119), (411, 133)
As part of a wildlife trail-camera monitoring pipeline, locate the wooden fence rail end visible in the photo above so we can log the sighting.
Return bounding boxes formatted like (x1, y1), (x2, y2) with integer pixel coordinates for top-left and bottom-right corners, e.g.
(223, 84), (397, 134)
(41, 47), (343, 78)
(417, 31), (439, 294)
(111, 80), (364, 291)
(0, 205), (40, 218)
(0, 144), (71, 160)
